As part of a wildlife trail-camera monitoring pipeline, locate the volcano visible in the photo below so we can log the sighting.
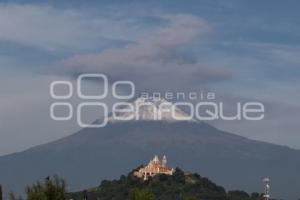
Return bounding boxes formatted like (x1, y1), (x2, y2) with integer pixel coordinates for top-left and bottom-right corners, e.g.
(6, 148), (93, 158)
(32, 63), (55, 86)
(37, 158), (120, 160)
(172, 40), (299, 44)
(0, 97), (299, 199)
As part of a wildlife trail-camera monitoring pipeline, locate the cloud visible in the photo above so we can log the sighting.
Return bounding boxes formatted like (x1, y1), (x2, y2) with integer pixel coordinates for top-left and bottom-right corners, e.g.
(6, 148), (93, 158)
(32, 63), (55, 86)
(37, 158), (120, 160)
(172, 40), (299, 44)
(0, 71), (117, 156)
(58, 14), (233, 91)
(0, 73), (77, 155)
(0, 4), (143, 51)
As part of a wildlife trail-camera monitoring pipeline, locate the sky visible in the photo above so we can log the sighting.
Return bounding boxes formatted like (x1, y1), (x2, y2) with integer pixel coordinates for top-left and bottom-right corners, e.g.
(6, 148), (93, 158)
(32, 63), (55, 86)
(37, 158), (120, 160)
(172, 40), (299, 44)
(0, 0), (300, 155)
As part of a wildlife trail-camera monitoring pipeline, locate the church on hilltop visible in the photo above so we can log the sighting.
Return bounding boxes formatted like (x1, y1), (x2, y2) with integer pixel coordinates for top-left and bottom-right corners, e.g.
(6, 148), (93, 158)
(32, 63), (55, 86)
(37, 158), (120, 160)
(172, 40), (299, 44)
(134, 155), (175, 180)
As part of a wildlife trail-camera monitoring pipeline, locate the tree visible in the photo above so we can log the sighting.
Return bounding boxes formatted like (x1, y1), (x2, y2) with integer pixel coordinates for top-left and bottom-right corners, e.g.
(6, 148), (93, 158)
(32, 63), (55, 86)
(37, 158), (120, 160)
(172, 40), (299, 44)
(8, 192), (23, 200)
(183, 196), (200, 200)
(26, 176), (69, 200)
(250, 192), (263, 200)
(129, 188), (156, 200)
(0, 184), (2, 200)
(227, 190), (250, 200)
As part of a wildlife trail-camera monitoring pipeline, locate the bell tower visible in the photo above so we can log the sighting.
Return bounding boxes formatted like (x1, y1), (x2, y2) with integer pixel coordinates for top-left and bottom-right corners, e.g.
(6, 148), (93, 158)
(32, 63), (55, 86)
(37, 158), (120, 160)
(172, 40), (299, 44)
(162, 155), (167, 167)
(153, 155), (160, 164)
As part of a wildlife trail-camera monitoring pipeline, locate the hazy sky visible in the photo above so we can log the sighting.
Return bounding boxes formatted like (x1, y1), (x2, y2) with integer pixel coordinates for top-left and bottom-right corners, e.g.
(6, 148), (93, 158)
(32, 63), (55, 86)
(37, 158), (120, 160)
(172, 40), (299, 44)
(0, 0), (300, 155)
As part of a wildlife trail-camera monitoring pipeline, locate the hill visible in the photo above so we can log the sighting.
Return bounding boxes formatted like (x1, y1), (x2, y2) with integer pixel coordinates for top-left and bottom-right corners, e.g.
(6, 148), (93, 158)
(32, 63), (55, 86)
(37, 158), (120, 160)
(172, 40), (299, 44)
(69, 168), (262, 200)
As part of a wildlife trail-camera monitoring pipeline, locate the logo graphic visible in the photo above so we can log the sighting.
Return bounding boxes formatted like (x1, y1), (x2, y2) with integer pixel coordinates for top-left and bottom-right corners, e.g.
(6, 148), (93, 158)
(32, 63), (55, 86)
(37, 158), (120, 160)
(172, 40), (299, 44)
(50, 74), (265, 128)
(50, 73), (135, 127)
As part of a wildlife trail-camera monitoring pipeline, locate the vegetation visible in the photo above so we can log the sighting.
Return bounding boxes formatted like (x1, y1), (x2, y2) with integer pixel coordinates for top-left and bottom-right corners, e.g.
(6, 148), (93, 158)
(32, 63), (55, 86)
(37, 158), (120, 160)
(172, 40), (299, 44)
(26, 176), (69, 200)
(182, 197), (200, 200)
(227, 191), (264, 200)
(0, 185), (2, 200)
(9, 176), (70, 200)
(70, 168), (228, 200)
(8, 193), (24, 200)
(5, 169), (265, 200)
(129, 188), (156, 200)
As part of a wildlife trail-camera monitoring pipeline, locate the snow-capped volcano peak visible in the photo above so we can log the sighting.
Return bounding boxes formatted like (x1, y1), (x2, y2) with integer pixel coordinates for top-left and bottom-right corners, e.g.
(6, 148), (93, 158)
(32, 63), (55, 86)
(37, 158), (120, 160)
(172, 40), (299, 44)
(108, 97), (196, 122)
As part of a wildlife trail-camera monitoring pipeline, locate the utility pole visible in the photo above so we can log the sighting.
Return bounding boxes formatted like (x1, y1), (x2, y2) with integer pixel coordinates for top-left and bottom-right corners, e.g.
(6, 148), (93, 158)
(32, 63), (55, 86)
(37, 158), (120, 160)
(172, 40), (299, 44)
(83, 190), (88, 200)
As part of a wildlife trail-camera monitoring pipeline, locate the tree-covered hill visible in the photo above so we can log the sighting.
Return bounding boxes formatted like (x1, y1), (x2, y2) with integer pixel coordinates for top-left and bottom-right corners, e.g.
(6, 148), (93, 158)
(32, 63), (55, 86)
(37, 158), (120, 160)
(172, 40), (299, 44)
(69, 168), (264, 200)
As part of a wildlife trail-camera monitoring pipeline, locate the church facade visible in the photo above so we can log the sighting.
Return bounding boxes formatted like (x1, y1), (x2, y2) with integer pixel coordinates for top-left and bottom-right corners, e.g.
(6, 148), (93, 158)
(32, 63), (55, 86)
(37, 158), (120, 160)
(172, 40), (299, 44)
(134, 155), (175, 180)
